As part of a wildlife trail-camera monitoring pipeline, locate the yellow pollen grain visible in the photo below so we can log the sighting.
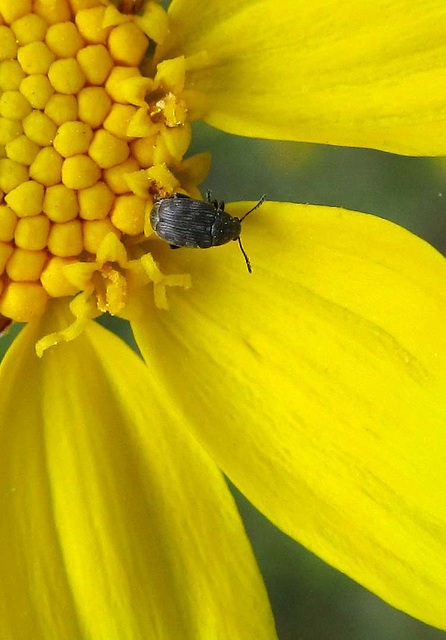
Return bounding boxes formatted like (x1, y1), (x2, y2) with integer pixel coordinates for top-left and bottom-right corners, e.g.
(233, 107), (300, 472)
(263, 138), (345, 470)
(77, 86), (111, 128)
(14, 214), (50, 250)
(6, 248), (47, 281)
(77, 44), (113, 85)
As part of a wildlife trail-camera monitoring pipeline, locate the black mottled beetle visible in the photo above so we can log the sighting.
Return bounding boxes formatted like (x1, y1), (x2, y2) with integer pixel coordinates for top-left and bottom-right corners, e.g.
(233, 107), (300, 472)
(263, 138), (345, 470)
(150, 192), (265, 273)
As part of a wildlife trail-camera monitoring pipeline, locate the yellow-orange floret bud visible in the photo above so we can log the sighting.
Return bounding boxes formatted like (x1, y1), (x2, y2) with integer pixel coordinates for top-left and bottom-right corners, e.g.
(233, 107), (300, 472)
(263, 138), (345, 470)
(88, 129), (129, 169)
(0, 60), (26, 90)
(48, 58), (85, 94)
(0, 118), (23, 145)
(17, 42), (56, 75)
(0, 242), (14, 274)
(110, 194), (145, 235)
(75, 7), (112, 44)
(105, 66), (141, 103)
(78, 181), (114, 220)
(22, 110), (57, 146)
(33, 0), (72, 25)
(0, 158), (29, 192)
(82, 219), (120, 254)
(0, 204), (17, 241)
(103, 157), (139, 194)
(0, 26), (18, 61)
(0, 0), (32, 24)
(20, 74), (54, 109)
(130, 136), (156, 168)
(43, 184), (79, 222)
(108, 22), (148, 66)
(6, 248), (47, 281)
(5, 180), (44, 217)
(53, 121), (93, 157)
(11, 13), (47, 45)
(103, 104), (137, 140)
(61, 154), (101, 189)
(5, 134), (40, 165)
(77, 87), (111, 128)
(0, 281), (48, 322)
(14, 214), (50, 250)
(45, 21), (84, 58)
(0, 90), (32, 120)
(40, 256), (78, 297)
(29, 147), (63, 186)
(44, 94), (78, 125)
(48, 220), (83, 257)
(77, 44), (113, 85)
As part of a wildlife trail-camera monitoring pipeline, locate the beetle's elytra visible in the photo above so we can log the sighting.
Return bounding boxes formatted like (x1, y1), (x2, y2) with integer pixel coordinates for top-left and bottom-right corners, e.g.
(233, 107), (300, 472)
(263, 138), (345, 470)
(150, 192), (265, 273)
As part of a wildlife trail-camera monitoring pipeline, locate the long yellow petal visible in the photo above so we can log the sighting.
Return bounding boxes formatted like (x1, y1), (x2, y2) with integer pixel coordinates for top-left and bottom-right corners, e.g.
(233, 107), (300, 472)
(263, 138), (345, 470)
(0, 303), (277, 640)
(133, 202), (446, 629)
(156, 0), (446, 155)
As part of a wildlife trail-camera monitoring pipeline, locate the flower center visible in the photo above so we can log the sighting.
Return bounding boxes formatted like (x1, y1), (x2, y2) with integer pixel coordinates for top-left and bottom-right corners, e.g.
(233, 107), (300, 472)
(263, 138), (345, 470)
(0, 0), (208, 336)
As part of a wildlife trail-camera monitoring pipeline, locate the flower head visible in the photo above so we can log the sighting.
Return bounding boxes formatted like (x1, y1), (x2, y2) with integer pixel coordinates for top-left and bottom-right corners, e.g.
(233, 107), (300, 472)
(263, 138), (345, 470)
(1, 0), (446, 637)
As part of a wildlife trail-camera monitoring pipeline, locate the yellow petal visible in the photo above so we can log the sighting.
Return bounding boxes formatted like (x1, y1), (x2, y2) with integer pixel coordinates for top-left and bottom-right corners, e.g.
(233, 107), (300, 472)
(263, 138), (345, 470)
(0, 302), (277, 639)
(133, 202), (446, 629)
(157, 0), (446, 155)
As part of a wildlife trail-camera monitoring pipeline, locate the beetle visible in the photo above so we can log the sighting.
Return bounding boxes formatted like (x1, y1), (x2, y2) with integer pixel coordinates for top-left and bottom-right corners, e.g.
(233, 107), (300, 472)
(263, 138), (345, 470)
(150, 192), (265, 273)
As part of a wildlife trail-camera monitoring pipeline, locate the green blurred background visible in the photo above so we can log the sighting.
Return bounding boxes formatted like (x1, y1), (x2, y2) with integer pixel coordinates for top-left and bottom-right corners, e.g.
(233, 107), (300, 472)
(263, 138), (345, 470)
(1, 126), (445, 639)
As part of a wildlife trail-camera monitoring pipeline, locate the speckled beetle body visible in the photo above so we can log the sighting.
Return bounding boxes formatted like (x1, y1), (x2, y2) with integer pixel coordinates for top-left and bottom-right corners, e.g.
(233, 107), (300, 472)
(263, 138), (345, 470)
(150, 192), (265, 273)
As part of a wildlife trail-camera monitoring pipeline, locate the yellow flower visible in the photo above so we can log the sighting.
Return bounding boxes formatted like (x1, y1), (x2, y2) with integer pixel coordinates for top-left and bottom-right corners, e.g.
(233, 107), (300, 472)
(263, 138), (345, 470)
(0, 0), (445, 637)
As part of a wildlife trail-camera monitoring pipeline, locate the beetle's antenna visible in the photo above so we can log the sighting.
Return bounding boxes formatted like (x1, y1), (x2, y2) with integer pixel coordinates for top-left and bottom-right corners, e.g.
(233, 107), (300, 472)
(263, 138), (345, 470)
(237, 237), (252, 274)
(239, 194), (266, 222)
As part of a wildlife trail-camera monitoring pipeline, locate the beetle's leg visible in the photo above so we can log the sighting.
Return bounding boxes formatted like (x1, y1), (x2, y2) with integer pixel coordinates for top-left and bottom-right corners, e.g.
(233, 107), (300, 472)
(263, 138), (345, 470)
(218, 200), (225, 211)
(206, 190), (212, 203)
(169, 244), (181, 249)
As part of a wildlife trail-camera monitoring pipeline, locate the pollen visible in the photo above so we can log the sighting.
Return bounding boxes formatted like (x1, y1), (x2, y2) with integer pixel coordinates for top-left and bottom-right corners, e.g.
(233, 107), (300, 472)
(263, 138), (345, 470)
(0, 0), (205, 341)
